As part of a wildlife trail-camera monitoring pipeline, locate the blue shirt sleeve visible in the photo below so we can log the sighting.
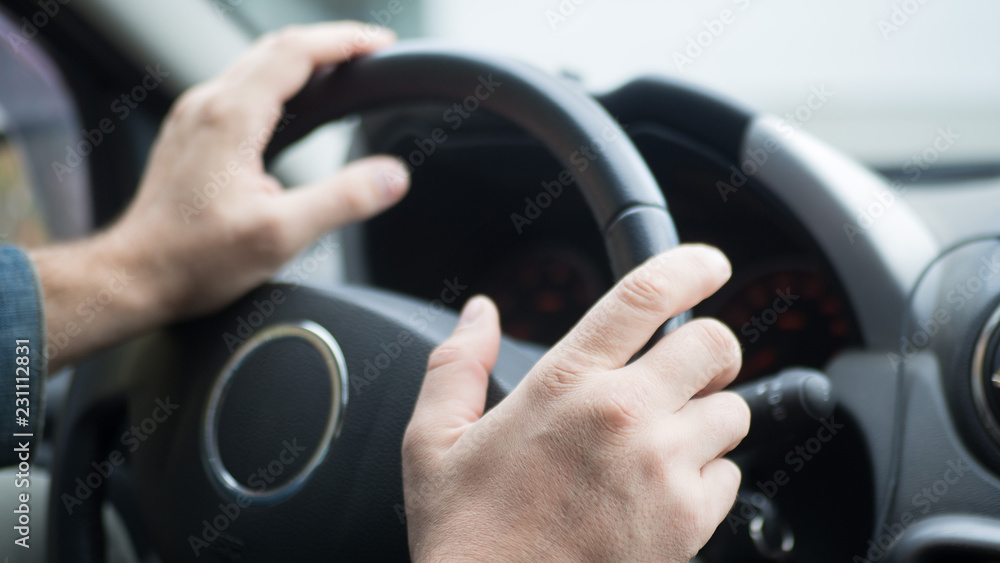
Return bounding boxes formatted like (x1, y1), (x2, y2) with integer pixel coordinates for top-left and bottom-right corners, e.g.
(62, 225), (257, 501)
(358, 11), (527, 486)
(0, 246), (46, 467)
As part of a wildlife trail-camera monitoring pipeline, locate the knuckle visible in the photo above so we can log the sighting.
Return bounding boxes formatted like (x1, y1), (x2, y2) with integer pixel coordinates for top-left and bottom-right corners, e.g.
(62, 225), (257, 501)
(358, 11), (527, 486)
(725, 392), (752, 440)
(257, 210), (286, 241)
(690, 318), (740, 373)
(198, 90), (246, 127)
(170, 84), (211, 120)
(531, 361), (582, 398)
(617, 267), (672, 316)
(709, 462), (743, 518)
(237, 209), (291, 262)
(555, 323), (617, 370)
(255, 208), (285, 235)
(592, 382), (648, 436)
(401, 424), (435, 468)
(335, 178), (379, 217)
(260, 26), (304, 53)
(174, 83), (246, 129)
(635, 441), (670, 484)
(720, 458), (743, 492)
(671, 486), (710, 538)
(706, 392), (751, 443)
(426, 345), (462, 372)
(426, 345), (480, 377)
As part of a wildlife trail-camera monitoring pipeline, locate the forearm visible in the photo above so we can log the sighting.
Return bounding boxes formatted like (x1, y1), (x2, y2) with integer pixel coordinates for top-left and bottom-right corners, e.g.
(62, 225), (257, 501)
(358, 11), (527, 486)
(29, 230), (170, 372)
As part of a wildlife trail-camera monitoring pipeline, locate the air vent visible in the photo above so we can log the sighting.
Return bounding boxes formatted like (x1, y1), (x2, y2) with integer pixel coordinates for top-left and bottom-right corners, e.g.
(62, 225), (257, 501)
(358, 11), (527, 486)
(971, 305), (1000, 447)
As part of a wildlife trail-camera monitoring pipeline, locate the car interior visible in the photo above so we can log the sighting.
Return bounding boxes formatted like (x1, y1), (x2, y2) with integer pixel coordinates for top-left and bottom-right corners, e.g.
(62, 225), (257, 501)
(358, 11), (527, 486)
(1, 0), (999, 561)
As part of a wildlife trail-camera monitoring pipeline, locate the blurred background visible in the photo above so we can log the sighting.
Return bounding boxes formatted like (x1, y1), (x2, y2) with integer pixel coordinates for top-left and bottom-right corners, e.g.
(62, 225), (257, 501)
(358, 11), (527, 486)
(234, 0), (1000, 170)
(1, 0), (998, 247)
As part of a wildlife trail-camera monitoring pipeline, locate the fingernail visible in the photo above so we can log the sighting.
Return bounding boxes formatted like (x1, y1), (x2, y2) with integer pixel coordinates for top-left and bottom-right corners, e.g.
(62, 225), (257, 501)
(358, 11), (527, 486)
(458, 297), (485, 328)
(376, 159), (410, 202)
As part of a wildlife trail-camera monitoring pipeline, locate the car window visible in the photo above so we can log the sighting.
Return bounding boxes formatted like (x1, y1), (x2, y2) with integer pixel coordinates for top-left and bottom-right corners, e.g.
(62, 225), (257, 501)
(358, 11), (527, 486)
(224, 0), (1000, 173)
(215, 0), (424, 39)
(0, 7), (93, 247)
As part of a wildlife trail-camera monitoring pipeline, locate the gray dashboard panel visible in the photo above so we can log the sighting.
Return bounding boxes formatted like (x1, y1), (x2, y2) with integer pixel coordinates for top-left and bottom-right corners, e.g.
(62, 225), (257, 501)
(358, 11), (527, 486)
(742, 116), (940, 349)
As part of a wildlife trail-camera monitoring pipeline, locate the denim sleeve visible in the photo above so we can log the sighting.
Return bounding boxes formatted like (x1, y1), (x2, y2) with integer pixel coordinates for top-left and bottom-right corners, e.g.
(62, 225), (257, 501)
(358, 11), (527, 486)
(0, 246), (46, 467)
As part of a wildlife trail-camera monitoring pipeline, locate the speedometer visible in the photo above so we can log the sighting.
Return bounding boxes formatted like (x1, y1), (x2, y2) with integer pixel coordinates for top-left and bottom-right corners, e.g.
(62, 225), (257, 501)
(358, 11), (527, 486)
(479, 244), (608, 345)
(706, 263), (856, 385)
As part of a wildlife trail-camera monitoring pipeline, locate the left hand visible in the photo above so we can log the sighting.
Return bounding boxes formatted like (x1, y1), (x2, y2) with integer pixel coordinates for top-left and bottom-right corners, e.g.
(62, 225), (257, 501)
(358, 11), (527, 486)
(32, 22), (410, 370)
(114, 21), (410, 318)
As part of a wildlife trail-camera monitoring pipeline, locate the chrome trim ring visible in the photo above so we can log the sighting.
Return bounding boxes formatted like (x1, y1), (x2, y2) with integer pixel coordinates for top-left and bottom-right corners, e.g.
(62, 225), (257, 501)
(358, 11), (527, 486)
(202, 320), (349, 504)
(971, 304), (1000, 447)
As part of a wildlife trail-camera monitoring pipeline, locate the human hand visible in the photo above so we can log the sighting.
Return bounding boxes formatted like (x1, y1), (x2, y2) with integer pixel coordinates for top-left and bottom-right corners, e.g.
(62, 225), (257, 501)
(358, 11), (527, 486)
(402, 244), (749, 562)
(32, 22), (409, 370)
(114, 21), (410, 318)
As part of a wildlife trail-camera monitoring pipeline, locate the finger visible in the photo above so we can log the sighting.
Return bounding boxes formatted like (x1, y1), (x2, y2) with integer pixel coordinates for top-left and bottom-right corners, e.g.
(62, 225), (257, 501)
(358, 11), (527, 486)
(226, 21), (396, 105)
(700, 457), (743, 533)
(409, 296), (501, 445)
(553, 245), (731, 372)
(276, 156), (409, 249)
(623, 318), (742, 410)
(205, 22), (396, 143)
(676, 391), (750, 465)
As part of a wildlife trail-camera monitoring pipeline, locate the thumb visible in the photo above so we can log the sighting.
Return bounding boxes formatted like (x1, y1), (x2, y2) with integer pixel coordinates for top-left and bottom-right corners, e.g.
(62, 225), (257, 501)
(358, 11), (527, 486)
(410, 296), (501, 445)
(277, 155), (409, 248)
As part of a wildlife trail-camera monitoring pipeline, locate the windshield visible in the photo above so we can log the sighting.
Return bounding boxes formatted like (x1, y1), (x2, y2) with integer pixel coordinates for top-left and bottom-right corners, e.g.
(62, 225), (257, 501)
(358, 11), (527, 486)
(225, 0), (1000, 172)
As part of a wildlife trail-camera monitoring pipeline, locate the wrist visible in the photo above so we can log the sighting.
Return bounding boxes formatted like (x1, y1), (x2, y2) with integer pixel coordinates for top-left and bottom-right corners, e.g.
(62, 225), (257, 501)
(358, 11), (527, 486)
(411, 524), (573, 563)
(94, 225), (176, 327)
(28, 226), (174, 370)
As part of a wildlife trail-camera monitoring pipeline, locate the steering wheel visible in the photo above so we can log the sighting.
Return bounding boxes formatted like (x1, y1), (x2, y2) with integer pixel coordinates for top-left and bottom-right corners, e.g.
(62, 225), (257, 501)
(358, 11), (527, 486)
(49, 44), (684, 562)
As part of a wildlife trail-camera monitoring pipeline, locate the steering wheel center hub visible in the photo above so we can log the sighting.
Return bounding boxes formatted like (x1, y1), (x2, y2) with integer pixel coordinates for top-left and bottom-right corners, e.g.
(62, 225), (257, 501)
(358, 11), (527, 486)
(203, 321), (349, 505)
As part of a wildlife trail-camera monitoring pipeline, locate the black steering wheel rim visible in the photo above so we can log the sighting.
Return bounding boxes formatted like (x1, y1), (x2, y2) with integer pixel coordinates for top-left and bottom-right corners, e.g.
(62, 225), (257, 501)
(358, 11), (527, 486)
(49, 43), (682, 562)
(266, 41), (683, 283)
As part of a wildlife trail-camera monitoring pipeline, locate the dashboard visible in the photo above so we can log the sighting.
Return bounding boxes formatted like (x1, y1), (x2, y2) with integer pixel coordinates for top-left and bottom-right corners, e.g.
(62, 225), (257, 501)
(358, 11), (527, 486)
(352, 107), (861, 384)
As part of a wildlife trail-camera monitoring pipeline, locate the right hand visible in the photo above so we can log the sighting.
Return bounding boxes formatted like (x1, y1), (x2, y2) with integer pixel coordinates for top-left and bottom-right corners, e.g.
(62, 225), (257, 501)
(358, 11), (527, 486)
(402, 244), (750, 562)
